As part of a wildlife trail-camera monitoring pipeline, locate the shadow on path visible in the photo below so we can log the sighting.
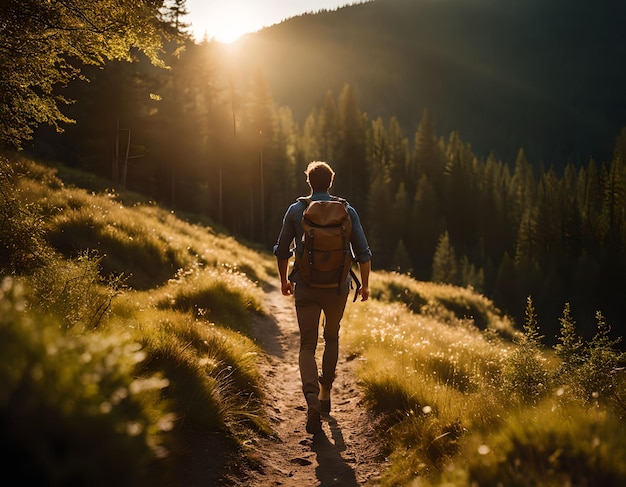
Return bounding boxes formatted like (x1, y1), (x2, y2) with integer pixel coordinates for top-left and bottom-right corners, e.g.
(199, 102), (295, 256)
(311, 417), (359, 487)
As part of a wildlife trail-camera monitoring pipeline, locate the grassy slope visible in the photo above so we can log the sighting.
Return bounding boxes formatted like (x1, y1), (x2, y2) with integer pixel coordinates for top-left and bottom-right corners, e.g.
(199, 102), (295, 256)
(2, 153), (625, 486)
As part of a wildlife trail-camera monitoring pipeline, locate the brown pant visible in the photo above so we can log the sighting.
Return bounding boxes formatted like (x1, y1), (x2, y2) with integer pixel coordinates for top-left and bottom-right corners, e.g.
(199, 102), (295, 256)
(294, 283), (349, 398)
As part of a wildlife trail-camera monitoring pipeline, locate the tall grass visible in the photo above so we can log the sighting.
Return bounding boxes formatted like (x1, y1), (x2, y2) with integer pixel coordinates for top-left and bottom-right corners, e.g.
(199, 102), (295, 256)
(0, 277), (173, 486)
(342, 273), (626, 486)
(0, 155), (274, 483)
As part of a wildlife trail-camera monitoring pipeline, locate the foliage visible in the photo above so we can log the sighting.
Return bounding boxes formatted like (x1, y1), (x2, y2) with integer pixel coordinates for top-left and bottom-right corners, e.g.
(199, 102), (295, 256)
(0, 0), (168, 148)
(501, 296), (551, 403)
(0, 277), (173, 486)
(459, 402), (626, 487)
(555, 304), (626, 408)
(343, 281), (626, 487)
(25, 250), (126, 330)
(0, 155), (272, 483)
(0, 156), (52, 274)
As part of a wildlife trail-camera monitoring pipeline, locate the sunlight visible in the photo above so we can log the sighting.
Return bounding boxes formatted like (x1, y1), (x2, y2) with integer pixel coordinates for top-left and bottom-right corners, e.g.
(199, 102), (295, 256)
(190, 4), (260, 44)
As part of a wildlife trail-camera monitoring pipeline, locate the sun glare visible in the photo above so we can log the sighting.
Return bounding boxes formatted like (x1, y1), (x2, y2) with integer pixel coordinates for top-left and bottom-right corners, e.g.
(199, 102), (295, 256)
(191, 6), (260, 44)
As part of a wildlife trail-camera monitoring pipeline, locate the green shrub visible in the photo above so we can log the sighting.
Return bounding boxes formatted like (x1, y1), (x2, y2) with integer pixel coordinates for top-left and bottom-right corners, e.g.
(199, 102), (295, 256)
(555, 304), (626, 407)
(0, 277), (173, 486)
(25, 250), (125, 330)
(0, 157), (51, 274)
(462, 402), (626, 487)
(502, 296), (551, 402)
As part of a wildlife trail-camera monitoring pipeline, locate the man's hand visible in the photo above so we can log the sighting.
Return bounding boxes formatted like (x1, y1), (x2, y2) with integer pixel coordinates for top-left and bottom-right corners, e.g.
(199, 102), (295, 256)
(281, 280), (294, 296)
(359, 285), (369, 301)
(276, 257), (293, 296)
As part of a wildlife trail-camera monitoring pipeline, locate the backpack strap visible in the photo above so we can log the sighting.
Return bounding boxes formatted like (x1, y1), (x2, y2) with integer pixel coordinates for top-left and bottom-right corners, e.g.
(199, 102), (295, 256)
(297, 196), (311, 207)
(349, 267), (361, 302)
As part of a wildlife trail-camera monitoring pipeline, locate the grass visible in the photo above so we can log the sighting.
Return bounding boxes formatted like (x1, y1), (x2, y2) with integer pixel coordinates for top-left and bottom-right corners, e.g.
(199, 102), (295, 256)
(0, 154), (274, 483)
(1, 153), (625, 485)
(342, 276), (626, 486)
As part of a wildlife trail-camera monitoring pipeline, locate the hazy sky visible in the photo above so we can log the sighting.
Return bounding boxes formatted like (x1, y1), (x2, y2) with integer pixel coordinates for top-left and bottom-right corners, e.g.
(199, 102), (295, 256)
(184, 0), (365, 43)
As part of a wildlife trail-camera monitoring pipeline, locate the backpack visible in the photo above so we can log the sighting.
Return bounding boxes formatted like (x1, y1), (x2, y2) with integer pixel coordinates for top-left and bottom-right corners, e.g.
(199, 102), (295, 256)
(294, 196), (360, 299)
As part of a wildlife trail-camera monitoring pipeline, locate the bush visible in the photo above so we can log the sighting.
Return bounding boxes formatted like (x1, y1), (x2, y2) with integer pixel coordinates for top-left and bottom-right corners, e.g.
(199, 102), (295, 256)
(25, 250), (125, 330)
(0, 277), (173, 486)
(555, 304), (626, 407)
(502, 296), (551, 402)
(0, 157), (51, 274)
(463, 402), (626, 487)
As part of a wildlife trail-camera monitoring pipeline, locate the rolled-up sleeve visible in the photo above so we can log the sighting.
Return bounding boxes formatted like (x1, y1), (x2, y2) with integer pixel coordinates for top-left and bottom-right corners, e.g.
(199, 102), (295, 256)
(348, 206), (372, 263)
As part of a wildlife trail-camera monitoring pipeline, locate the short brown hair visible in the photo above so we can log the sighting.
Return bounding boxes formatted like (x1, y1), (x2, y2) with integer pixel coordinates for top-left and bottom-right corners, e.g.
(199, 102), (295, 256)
(305, 161), (335, 192)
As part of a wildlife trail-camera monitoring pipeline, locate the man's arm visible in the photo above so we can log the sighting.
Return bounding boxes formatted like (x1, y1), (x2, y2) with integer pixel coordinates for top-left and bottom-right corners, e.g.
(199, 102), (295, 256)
(274, 203), (297, 296)
(357, 260), (370, 301)
(276, 257), (294, 296)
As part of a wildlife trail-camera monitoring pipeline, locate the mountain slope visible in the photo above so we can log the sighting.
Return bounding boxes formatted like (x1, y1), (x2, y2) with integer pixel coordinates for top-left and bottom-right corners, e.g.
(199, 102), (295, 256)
(228, 0), (626, 167)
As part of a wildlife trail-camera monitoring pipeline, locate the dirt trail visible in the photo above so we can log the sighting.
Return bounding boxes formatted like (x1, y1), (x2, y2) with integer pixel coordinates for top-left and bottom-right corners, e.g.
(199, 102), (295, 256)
(241, 285), (386, 486)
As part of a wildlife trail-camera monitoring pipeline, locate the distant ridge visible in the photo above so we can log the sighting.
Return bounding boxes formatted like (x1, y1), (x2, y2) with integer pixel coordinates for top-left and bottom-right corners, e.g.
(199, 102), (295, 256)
(229, 0), (626, 168)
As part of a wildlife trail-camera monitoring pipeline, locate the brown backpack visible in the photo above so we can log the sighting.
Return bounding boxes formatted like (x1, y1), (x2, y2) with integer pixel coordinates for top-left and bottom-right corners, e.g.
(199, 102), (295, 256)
(295, 196), (356, 292)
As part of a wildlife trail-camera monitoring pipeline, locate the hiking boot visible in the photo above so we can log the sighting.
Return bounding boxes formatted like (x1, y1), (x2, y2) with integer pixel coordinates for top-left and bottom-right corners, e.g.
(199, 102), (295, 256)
(305, 393), (322, 434)
(319, 384), (331, 414)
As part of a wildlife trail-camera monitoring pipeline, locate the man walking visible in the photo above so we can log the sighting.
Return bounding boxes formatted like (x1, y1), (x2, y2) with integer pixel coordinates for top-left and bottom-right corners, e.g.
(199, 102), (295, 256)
(273, 161), (371, 434)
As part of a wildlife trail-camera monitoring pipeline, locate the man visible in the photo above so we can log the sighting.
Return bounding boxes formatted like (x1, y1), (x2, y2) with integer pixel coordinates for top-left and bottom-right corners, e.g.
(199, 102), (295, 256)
(273, 161), (371, 434)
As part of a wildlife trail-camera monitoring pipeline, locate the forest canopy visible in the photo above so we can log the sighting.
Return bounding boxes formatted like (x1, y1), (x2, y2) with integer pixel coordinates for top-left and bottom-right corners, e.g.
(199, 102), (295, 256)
(0, 0), (169, 148)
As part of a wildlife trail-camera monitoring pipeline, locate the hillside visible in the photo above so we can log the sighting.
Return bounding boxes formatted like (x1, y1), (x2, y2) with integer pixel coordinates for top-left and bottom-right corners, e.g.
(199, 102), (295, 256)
(2, 153), (626, 485)
(227, 0), (626, 167)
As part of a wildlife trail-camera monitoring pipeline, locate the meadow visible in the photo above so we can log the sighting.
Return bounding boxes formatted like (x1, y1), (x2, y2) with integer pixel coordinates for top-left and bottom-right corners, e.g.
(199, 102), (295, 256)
(1, 153), (624, 486)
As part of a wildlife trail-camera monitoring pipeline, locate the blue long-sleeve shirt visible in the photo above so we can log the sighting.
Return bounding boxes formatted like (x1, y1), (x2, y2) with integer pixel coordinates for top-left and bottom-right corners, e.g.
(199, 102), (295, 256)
(273, 191), (372, 284)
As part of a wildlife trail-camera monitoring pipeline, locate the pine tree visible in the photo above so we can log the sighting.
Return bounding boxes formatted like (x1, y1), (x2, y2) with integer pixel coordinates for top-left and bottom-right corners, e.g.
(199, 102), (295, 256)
(508, 148), (536, 228)
(336, 83), (367, 210)
(535, 167), (563, 269)
(367, 174), (395, 268)
(368, 117), (389, 184)
(514, 208), (539, 273)
(391, 240), (413, 274)
(410, 108), (441, 195)
(392, 182), (410, 253)
(409, 175), (444, 280)
(432, 231), (458, 285)
(387, 117), (410, 196)
(317, 91), (339, 162)
(603, 128), (626, 248)
(554, 302), (585, 378)
(503, 296), (549, 403)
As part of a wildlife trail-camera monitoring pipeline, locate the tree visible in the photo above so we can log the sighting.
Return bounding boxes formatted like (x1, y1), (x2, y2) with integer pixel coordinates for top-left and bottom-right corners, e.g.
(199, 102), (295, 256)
(0, 0), (167, 148)
(391, 240), (413, 274)
(336, 83), (368, 211)
(602, 128), (626, 248)
(316, 90), (339, 163)
(554, 302), (585, 378)
(508, 148), (536, 227)
(502, 296), (549, 403)
(366, 174), (394, 268)
(410, 108), (442, 194)
(408, 175), (444, 280)
(432, 231), (458, 285)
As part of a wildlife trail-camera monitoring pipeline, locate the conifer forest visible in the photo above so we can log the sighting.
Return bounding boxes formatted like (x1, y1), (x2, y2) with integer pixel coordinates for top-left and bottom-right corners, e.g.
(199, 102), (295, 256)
(8, 0), (626, 342)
